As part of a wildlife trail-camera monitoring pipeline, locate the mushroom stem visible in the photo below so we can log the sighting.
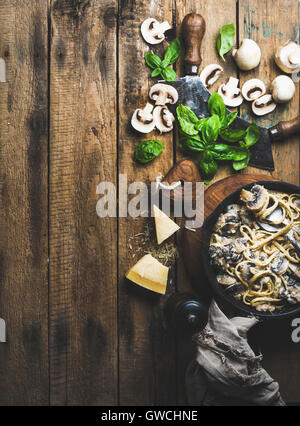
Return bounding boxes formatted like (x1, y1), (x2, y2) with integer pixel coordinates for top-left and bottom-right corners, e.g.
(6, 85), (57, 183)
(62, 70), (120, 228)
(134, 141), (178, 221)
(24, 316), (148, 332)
(155, 21), (171, 35)
(143, 102), (154, 116)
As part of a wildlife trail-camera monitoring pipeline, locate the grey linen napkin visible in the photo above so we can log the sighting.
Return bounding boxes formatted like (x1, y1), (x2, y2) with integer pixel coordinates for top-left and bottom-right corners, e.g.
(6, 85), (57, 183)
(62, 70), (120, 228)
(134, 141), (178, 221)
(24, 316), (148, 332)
(185, 300), (285, 406)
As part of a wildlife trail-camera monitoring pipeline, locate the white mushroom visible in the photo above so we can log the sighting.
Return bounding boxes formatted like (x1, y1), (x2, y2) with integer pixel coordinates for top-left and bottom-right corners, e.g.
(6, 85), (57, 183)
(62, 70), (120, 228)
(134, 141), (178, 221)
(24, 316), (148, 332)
(200, 64), (223, 88)
(153, 106), (174, 133)
(218, 77), (243, 107)
(252, 94), (277, 116)
(149, 83), (178, 106)
(141, 18), (171, 45)
(275, 40), (300, 74)
(232, 39), (261, 71)
(242, 79), (266, 101)
(270, 75), (295, 104)
(131, 103), (155, 133)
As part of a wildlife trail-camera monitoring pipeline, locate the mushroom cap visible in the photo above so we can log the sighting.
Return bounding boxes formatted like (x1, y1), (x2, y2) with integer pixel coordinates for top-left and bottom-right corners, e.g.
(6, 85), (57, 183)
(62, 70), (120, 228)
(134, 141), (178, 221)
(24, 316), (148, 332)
(232, 39), (261, 71)
(270, 75), (296, 104)
(153, 106), (174, 133)
(252, 94), (276, 116)
(131, 103), (156, 133)
(242, 79), (266, 101)
(275, 40), (300, 74)
(141, 18), (171, 45)
(240, 185), (269, 212)
(200, 64), (223, 88)
(149, 83), (179, 106)
(218, 77), (243, 107)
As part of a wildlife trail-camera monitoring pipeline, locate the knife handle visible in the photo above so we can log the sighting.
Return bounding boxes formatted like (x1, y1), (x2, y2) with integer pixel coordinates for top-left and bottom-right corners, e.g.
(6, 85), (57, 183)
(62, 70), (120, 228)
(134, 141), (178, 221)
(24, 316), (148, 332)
(181, 13), (206, 76)
(270, 115), (300, 142)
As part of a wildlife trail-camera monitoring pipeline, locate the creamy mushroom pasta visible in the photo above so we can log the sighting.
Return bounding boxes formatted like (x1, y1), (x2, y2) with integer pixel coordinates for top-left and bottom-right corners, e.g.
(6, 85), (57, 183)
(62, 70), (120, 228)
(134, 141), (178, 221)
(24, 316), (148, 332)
(209, 185), (300, 312)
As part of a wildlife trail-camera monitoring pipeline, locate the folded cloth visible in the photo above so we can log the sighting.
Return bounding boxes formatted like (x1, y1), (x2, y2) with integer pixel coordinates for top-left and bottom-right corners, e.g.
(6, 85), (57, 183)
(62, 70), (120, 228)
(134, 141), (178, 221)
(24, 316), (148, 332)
(185, 300), (285, 406)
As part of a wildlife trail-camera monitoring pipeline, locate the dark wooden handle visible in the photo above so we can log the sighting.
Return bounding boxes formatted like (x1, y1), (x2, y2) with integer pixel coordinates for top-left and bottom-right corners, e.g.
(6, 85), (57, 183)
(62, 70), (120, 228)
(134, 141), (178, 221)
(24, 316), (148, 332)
(270, 115), (300, 142)
(163, 160), (202, 203)
(181, 13), (206, 76)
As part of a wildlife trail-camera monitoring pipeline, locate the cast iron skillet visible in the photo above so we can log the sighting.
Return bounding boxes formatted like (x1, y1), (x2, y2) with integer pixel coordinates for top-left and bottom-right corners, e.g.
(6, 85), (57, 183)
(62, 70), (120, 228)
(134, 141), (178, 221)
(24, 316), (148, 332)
(202, 180), (300, 319)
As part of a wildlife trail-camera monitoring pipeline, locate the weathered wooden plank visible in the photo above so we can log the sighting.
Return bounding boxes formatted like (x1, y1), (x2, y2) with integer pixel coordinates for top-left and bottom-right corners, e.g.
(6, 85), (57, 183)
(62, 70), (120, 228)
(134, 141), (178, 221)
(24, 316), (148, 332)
(175, 0), (238, 404)
(118, 0), (177, 405)
(49, 0), (118, 405)
(239, 0), (300, 182)
(0, 0), (49, 405)
(239, 0), (300, 405)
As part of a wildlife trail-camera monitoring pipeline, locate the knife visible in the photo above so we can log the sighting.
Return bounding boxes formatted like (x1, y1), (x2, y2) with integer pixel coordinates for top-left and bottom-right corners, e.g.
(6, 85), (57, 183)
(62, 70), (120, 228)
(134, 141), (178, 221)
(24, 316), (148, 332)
(167, 13), (300, 171)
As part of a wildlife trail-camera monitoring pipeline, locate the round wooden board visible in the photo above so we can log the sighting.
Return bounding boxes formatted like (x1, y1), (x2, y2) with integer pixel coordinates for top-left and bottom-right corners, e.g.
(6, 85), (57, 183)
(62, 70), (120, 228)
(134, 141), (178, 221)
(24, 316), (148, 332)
(181, 173), (276, 297)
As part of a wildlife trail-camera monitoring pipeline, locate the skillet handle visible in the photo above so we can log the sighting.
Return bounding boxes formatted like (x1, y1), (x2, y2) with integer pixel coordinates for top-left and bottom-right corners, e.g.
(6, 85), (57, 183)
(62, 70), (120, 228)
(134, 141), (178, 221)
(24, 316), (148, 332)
(181, 13), (206, 76)
(269, 115), (300, 142)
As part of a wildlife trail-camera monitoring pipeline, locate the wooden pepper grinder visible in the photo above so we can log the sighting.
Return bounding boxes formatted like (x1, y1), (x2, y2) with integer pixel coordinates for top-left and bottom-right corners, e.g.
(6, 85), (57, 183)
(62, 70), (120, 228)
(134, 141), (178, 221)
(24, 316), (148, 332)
(181, 13), (206, 76)
(164, 293), (208, 334)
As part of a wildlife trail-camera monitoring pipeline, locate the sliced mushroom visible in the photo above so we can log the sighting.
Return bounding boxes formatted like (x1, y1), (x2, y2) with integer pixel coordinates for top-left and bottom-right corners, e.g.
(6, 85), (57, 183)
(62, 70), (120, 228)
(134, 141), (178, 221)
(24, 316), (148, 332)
(214, 211), (241, 236)
(275, 40), (300, 74)
(256, 304), (276, 313)
(217, 274), (237, 286)
(141, 18), (171, 45)
(270, 75), (296, 104)
(225, 204), (242, 215)
(153, 106), (174, 133)
(252, 94), (277, 116)
(239, 262), (257, 281)
(289, 264), (300, 280)
(149, 83), (178, 106)
(218, 77), (243, 107)
(232, 39), (261, 71)
(271, 254), (289, 275)
(131, 103), (155, 133)
(200, 64), (223, 88)
(242, 79), (266, 101)
(240, 185), (269, 212)
(258, 207), (285, 232)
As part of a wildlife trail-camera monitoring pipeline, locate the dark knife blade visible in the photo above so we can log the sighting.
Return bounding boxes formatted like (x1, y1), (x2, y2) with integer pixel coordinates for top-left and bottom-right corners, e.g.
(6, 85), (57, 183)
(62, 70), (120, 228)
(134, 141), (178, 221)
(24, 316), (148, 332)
(167, 76), (275, 171)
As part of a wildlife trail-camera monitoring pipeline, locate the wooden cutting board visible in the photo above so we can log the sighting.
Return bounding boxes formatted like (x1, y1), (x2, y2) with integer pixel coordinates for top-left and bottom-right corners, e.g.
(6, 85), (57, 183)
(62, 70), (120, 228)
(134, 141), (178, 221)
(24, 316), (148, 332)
(164, 160), (276, 298)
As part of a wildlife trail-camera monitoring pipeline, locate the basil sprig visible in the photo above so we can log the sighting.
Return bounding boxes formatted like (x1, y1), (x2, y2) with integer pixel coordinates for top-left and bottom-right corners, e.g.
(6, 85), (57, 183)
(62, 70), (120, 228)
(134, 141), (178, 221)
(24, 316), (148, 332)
(217, 23), (235, 61)
(145, 38), (182, 81)
(134, 140), (164, 164)
(176, 93), (260, 183)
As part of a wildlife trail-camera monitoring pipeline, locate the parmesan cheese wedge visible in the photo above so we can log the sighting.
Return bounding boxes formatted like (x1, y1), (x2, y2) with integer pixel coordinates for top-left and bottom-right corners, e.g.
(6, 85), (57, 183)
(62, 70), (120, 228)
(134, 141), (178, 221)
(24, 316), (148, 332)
(126, 254), (169, 294)
(153, 205), (180, 245)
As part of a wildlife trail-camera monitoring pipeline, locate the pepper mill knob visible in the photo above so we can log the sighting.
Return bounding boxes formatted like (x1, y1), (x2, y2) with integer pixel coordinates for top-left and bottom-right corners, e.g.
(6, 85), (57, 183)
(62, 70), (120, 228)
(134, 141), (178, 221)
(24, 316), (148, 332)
(164, 292), (208, 334)
(181, 13), (206, 76)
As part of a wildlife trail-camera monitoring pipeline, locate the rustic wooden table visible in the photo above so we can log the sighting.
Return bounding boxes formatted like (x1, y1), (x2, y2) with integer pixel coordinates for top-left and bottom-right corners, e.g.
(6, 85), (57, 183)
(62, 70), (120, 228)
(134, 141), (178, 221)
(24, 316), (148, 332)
(0, 0), (299, 406)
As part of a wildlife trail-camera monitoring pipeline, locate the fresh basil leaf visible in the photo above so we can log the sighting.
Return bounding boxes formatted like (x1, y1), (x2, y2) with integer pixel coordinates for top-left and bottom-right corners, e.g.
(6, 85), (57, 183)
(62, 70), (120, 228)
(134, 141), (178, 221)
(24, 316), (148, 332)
(160, 67), (177, 81)
(145, 52), (162, 69)
(201, 115), (221, 144)
(222, 111), (238, 129)
(198, 151), (218, 184)
(195, 118), (208, 132)
(134, 140), (164, 164)
(179, 135), (205, 153)
(176, 105), (199, 136)
(208, 93), (226, 121)
(217, 23), (235, 61)
(233, 150), (251, 171)
(220, 128), (246, 143)
(151, 67), (162, 77)
(244, 123), (260, 148)
(162, 37), (182, 66)
(211, 144), (249, 161)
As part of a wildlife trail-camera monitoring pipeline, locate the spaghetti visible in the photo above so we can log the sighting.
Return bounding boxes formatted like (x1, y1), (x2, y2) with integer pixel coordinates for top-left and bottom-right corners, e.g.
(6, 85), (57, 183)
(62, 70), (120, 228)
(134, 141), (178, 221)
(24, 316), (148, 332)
(209, 185), (300, 312)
